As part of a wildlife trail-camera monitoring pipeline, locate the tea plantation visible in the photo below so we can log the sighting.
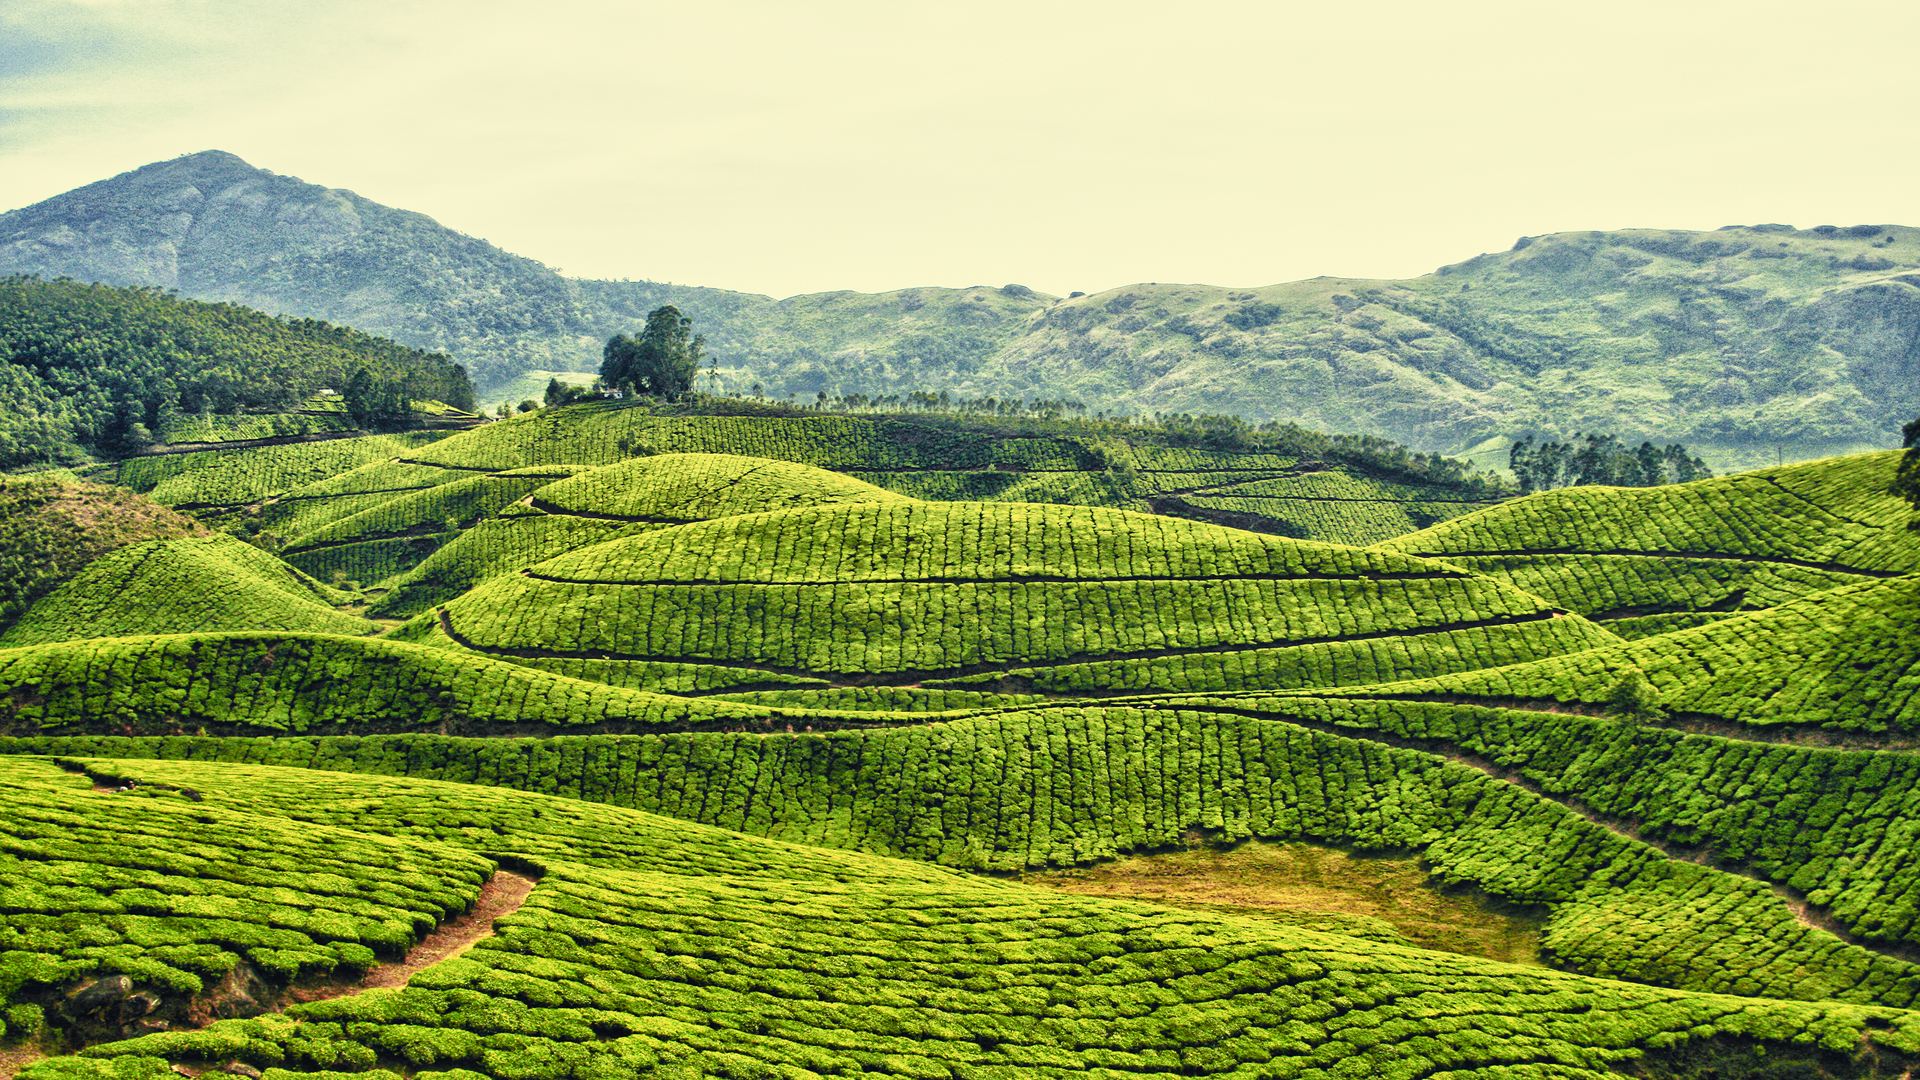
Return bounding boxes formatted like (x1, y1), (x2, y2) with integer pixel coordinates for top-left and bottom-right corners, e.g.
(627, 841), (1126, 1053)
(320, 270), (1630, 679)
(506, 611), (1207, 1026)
(0, 409), (1917, 1078)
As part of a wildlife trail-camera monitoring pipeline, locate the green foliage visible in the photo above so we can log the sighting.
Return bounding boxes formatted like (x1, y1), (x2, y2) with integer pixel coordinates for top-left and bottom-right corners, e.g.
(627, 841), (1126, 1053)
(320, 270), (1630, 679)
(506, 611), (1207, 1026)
(0, 275), (471, 467)
(1320, 573), (1920, 735)
(429, 500), (1613, 695)
(0, 535), (374, 647)
(0, 756), (489, 1010)
(1510, 433), (1712, 493)
(2, 750), (1915, 1080)
(599, 306), (703, 401)
(1603, 667), (1665, 723)
(1378, 450), (1920, 631)
(0, 478), (205, 630)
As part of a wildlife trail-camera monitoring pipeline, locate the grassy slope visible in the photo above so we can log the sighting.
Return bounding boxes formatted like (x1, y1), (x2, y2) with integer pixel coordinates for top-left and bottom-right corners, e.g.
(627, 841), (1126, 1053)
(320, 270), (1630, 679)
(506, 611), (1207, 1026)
(401, 500), (1615, 701)
(0, 478), (208, 631)
(1372, 450), (1920, 636)
(0, 535), (376, 647)
(131, 408), (1505, 594)
(1, 750), (1915, 1080)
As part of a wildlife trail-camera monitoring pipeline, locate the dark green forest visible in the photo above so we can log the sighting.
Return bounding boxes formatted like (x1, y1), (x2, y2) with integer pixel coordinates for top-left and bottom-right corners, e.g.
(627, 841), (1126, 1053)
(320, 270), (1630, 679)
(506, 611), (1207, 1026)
(0, 275), (473, 466)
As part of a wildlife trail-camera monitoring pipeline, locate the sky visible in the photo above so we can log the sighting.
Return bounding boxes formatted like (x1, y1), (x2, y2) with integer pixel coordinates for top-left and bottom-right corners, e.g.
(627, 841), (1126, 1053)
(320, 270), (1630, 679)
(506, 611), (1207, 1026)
(2, 0), (1916, 300)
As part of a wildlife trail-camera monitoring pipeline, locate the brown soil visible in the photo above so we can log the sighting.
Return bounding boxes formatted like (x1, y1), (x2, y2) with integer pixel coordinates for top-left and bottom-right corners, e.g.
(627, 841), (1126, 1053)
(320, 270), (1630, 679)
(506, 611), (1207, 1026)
(290, 870), (536, 1003)
(1024, 839), (1546, 965)
(0, 1045), (45, 1080)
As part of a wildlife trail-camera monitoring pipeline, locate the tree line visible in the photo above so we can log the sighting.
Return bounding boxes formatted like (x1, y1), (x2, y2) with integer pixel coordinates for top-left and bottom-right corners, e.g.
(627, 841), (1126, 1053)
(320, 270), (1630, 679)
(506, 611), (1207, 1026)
(1509, 434), (1712, 493)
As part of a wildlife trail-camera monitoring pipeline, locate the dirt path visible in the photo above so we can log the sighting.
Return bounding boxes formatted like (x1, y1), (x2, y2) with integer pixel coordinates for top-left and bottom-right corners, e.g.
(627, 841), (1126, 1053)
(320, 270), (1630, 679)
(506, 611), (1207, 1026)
(0, 1045), (45, 1080)
(293, 870), (536, 1002)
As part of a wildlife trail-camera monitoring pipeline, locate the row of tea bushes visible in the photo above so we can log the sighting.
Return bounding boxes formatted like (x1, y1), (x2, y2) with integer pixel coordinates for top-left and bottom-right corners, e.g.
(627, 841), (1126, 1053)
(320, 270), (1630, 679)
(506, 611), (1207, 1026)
(946, 616), (1612, 697)
(1190, 693), (1920, 951)
(851, 468), (1149, 512)
(157, 411), (354, 445)
(0, 757), (489, 1005)
(0, 632), (795, 736)
(282, 468), (590, 556)
(365, 516), (640, 619)
(1426, 552), (1866, 622)
(1181, 494), (1486, 547)
(63, 757), (969, 888)
(17, 718), (1920, 1009)
(1208, 470), (1498, 504)
(0, 536), (375, 647)
(1343, 574), (1920, 735)
(1378, 451), (1920, 576)
(520, 501), (1456, 584)
(109, 434), (448, 509)
(533, 454), (908, 522)
(59, 854), (1920, 1080)
(436, 572), (1596, 677)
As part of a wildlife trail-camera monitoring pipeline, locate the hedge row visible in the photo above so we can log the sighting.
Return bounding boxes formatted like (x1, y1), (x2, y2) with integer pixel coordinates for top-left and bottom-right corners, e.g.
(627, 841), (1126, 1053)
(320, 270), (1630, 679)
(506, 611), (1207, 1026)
(534, 453), (906, 522)
(1430, 552), (1866, 621)
(1183, 494), (1483, 547)
(366, 516), (641, 619)
(283, 468), (590, 554)
(112, 434), (448, 509)
(1343, 574), (1920, 734)
(0, 632), (789, 736)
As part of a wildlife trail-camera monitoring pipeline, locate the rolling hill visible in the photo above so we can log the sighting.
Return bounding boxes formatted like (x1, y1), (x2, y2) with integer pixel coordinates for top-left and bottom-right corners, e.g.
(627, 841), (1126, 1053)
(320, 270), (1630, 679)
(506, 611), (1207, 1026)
(0, 410), (1918, 1076)
(5, 152), (1918, 465)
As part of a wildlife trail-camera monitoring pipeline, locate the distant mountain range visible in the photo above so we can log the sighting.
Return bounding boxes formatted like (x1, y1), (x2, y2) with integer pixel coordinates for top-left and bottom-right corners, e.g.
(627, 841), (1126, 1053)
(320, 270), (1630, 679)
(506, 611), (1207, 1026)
(5, 150), (1917, 463)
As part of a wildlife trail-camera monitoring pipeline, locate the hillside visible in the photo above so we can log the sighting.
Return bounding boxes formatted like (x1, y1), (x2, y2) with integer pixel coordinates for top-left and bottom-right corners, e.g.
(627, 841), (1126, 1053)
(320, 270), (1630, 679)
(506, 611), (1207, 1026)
(0, 275), (473, 468)
(6, 153), (1919, 464)
(0, 413), (1918, 1072)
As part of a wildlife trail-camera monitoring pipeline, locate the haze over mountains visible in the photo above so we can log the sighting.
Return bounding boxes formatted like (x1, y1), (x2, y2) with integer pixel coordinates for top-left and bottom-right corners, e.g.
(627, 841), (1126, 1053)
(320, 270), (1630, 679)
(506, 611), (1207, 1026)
(4, 150), (1916, 464)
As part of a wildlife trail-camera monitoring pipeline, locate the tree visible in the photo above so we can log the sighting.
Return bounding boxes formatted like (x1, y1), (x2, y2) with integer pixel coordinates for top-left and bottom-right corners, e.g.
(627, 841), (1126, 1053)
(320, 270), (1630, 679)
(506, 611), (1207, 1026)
(601, 306), (705, 401)
(343, 367), (410, 431)
(1896, 415), (1920, 514)
(1604, 668), (1665, 725)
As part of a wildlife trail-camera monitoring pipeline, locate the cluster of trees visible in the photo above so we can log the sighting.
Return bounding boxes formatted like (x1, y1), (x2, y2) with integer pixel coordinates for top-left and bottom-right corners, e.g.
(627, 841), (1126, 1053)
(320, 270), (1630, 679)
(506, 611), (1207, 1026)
(1509, 434), (1712, 493)
(601, 305), (704, 400)
(0, 276), (472, 466)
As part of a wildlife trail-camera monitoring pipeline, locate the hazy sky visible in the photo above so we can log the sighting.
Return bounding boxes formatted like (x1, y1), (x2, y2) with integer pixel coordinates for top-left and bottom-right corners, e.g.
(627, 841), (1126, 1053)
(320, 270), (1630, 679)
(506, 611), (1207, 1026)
(2, 0), (1915, 299)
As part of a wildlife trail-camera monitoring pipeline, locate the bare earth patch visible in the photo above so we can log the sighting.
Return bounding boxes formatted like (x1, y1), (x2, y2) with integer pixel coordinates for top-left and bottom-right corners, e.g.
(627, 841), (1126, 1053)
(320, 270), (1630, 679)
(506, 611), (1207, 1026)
(1023, 839), (1546, 965)
(0, 1045), (46, 1080)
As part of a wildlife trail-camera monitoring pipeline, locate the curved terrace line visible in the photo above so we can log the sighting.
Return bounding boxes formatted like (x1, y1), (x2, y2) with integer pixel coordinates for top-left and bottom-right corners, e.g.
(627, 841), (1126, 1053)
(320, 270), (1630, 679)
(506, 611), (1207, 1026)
(518, 567), (1466, 587)
(1399, 547), (1904, 578)
(437, 607), (1567, 688)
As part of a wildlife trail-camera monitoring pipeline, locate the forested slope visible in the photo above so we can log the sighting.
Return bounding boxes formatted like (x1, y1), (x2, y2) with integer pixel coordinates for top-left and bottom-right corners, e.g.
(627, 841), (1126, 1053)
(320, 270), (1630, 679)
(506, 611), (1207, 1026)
(0, 275), (472, 468)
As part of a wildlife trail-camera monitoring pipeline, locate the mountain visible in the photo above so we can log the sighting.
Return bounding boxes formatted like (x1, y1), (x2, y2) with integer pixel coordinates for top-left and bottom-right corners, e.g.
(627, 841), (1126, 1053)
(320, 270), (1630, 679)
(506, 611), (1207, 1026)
(6, 151), (1919, 467)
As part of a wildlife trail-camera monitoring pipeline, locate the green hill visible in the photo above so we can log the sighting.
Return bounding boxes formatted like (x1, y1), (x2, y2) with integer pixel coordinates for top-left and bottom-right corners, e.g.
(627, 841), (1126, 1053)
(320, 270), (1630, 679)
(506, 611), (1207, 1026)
(399, 500), (1614, 709)
(1374, 449), (1920, 637)
(4, 754), (1914, 1080)
(1, 385), (1919, 1070)
(8, 153), (1918, 460)
(0, 534), (376, 647)
(0, 477), (207, 631)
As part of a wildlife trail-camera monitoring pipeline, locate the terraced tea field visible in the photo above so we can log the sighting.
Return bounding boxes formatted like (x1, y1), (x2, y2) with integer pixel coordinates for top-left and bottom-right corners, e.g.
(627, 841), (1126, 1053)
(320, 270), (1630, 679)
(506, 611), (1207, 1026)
(0, 410), (1916, 1078)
